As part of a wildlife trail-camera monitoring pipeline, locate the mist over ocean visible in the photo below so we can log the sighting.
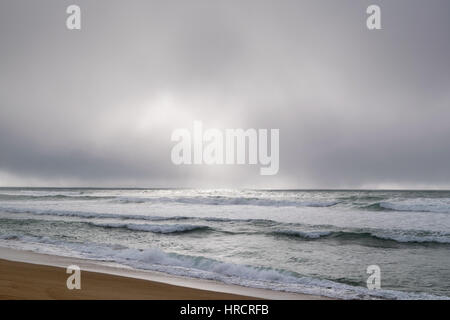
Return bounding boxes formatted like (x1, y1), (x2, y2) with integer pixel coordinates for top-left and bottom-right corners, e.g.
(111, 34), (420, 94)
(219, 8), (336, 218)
(0, 188), (449, 299)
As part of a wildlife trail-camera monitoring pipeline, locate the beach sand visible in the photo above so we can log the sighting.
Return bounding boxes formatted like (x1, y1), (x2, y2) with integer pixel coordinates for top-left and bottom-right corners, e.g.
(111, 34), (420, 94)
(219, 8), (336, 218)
(0, 247), (329, 300)
(0, 259), (253, 300)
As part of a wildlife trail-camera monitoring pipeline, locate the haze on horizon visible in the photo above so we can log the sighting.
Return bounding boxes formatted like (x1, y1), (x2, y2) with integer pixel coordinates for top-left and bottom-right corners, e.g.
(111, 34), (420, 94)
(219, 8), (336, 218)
(1, 0), (450, 189)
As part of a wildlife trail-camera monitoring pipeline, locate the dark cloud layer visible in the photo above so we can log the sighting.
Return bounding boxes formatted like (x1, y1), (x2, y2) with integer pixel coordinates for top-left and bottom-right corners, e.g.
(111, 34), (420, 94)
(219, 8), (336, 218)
(1, 0), (449, 188)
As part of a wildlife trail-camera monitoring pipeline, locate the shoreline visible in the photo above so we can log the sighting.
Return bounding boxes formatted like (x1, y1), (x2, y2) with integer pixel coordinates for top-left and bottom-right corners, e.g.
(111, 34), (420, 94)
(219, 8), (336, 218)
(0, 247), (330, 300)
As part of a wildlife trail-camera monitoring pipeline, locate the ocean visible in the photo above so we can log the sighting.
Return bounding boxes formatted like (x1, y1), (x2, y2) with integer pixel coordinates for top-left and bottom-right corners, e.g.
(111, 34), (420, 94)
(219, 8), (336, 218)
(0, 188), (449, 299)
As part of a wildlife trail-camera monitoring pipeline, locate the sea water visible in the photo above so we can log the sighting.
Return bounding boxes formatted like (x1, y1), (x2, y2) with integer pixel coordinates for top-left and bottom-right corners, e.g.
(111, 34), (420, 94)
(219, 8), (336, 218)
(0, 188), (449, 299)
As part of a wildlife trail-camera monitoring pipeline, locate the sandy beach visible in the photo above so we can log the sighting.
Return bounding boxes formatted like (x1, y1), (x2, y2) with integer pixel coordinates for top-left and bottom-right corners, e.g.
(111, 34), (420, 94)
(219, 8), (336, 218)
(0, 247), (328, 300)
(0, 258), (254, 300)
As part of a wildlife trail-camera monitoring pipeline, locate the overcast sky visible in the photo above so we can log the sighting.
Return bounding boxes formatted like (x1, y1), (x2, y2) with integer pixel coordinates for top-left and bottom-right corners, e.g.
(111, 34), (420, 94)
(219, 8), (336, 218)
(1, 0), (449, 188)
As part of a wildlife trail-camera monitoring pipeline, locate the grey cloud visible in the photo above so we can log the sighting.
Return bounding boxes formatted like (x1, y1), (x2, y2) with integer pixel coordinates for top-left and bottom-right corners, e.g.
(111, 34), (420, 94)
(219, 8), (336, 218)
(0, 0), (449, 188)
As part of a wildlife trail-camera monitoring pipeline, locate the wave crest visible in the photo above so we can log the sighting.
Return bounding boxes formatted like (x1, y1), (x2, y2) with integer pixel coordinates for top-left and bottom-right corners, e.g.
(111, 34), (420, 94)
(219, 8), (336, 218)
(112, 196), (339, 208)
(364, 199), (450, 214)
(273, 229), (450, 244)
(89, 222), (210, 234)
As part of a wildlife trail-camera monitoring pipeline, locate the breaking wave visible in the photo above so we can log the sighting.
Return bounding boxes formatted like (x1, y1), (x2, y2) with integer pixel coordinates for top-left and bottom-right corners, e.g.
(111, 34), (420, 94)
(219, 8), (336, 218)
(89, 222), (210, 234)
(0, 206), (192, 221)
(0, 234), (446, 300)
(273, 229), (450, 244)
(363, 199), (450, 214)
(0, 193), (113, 201)
(0, 206), (280, 225)
(112, 196), (339, 208)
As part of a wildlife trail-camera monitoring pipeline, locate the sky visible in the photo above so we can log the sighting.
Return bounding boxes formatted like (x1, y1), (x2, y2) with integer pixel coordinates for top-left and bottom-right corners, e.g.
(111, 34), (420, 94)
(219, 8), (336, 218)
(1, 0), (450, 189)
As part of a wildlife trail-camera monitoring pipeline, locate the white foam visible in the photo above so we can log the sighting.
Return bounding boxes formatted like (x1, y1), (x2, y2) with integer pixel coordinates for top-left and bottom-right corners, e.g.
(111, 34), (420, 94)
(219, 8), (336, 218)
(90, 222), (208, 233)
(0, 206), (188, 221)
(379, 198), (450, 214)
(371, 230), (450, 244)
(0, 235), (447, 300)
(113, 196), (339, 208)
(273, 228), (450, 244)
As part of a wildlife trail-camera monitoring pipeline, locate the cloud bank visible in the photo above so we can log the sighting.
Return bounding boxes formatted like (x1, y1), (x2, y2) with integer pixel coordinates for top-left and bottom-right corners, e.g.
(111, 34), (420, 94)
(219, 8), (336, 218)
(1, 0), (449, 188)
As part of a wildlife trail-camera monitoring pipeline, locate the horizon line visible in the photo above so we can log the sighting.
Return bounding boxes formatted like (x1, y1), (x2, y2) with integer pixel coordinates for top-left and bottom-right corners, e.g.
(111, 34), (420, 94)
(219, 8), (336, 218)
(1, 186), (450, 192)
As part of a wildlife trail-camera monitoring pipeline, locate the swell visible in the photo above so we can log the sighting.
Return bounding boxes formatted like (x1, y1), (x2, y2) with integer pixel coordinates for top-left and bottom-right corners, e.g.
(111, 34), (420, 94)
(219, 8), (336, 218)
(0, 206), (193, 221)
(112, 196), (339, 208)
(88, 222), (210, 234)
(362, 203), (396, 212)
(0, 192), (340, 208)
(0, 193), (114, 201)
(2, 208), (449, 245)
(272, 229), (450, 244)
(362, 200), (450, 214)
(0, 205), (279, 225)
